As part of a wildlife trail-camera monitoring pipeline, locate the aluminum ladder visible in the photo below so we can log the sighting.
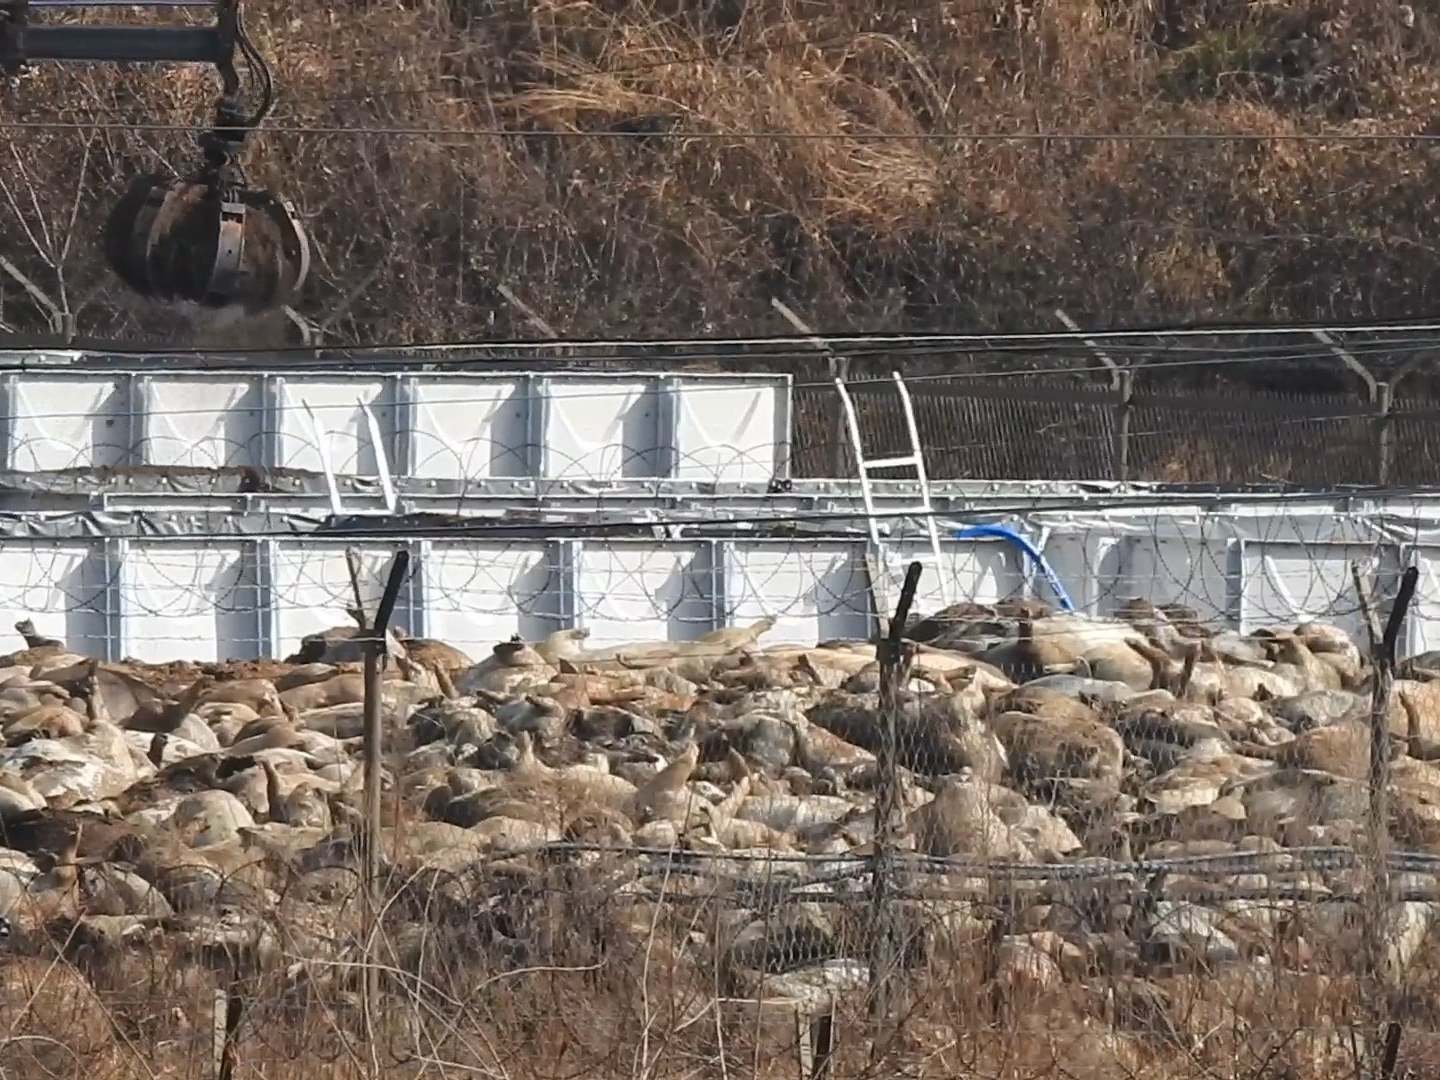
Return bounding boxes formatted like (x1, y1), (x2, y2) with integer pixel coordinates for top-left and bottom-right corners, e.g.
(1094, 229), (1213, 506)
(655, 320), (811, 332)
(834, 371), (948, 631)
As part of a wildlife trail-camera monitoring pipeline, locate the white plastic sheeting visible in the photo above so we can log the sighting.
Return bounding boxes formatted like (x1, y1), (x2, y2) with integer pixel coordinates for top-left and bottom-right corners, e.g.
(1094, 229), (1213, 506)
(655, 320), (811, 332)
(421, 541), (558, 654)
(0, 370), (791, 485)
(9, 375), (129, 472)
(141, 378), (259, 470)
(576, 543), (711, 646)
(0, 501), (1432, 661)
(119, 543), (256, 664)
(0, 543), (109, 657)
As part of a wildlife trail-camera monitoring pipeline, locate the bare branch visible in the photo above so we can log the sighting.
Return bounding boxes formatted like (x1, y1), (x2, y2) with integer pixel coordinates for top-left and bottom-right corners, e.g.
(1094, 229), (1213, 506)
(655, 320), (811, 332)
(495, 282), (560, 338)
(8, 143), (56, 263)
(56, 131), (98, 271)
(0, 166), (51, 268)
(0, 254), (60, 324)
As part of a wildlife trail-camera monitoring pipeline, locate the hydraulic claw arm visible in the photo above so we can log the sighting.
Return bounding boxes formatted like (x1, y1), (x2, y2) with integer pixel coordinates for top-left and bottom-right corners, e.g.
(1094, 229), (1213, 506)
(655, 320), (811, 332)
(0, 0), (309, 313)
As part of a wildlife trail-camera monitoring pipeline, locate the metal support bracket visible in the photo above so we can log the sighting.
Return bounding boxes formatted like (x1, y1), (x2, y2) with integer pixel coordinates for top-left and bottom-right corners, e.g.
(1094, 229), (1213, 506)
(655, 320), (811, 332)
(359, 397), (397, 513)
(299, 397), (342, 516)
(2, 0), (235, 74)
(552, 539), (582, 630)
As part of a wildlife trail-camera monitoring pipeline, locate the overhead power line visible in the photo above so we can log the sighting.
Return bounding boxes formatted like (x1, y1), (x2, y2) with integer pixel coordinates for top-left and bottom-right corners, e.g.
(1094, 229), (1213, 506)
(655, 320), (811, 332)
(3, 118), (1440, 142)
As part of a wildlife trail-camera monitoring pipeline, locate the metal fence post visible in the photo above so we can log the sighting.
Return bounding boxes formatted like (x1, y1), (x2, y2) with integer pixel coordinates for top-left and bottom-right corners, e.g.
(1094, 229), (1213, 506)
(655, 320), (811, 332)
(1054, 309), (1132, 482)
(1374, 380), (1393, 487)
(1312, 330), (1389, 487)
(1115, 367), (1134, 483)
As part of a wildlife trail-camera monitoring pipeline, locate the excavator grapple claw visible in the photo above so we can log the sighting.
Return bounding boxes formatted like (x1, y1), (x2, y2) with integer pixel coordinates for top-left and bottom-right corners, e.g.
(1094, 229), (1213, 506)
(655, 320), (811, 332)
(6, 0), (307, 316)
(104, 172), (309, 313)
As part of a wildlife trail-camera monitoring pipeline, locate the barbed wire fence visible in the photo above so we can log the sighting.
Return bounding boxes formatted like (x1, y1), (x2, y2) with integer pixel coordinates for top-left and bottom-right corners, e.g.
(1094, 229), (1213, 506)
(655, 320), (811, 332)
(0, 496), (1436, 658)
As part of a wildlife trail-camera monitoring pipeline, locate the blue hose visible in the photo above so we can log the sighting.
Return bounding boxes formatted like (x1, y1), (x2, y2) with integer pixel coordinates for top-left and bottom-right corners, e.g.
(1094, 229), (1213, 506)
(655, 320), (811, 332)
(951, 524), (1076, 612)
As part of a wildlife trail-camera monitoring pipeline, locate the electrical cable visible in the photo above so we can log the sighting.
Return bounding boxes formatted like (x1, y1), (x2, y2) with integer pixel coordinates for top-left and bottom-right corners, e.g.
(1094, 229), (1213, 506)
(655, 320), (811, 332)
(2, 118), (1440, 142)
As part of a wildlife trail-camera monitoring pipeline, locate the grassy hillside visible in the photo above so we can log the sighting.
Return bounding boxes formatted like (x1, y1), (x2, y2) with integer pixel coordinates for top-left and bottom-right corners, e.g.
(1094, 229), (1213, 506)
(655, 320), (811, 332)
(1, 0), (1437, 346)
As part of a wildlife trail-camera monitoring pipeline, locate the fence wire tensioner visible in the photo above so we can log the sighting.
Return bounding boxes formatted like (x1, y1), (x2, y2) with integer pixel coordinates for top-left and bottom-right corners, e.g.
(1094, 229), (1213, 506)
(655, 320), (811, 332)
(0, 0), (310, 313)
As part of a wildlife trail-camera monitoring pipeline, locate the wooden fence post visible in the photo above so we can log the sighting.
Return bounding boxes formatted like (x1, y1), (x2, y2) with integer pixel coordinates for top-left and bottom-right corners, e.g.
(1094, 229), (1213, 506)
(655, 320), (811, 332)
(869, 562), (923, 1052)
(1352, 561), (1418, 1080)
(212, 983), (243, 1080)
(359, 550), (412, 1049)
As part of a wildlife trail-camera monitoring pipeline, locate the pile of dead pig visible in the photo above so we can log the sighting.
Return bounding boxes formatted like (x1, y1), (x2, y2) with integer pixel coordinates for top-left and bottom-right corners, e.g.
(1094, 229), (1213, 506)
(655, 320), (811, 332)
(3, 599), (1440, 1025)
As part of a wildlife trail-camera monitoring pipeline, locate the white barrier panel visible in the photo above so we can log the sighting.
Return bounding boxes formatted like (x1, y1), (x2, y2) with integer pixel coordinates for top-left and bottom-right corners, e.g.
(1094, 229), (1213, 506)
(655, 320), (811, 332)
(0, 370), (792, 486)
(0, 542), (108, 656)
(576, 542), (711, 645)
(0, 509), (1433, 660)
(141, 377), (261, 470)
(723, 541), (870, 644)
(269, 543), (405, 658)
(543, 378), (660, 480)
(672, 378), (787, 484)
(1409, 547), (1440, 655)
(1110, 534), (1233, 625)
(1038, 531), (1127, 613)
(410, 377), (530, 480)
(121, 543), (256, 663)
(423, 541), (557, 655)
(9, 375), (128, 472)
(1240, 541), (1387, 643)
(276, 377), (390, 476)
(876, 538), (1020, 616)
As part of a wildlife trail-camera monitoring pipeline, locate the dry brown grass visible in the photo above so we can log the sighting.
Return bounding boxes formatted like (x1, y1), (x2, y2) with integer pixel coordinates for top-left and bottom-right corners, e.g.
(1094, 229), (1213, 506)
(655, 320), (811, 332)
(3, 850), (1440, 1080)
(0, 0), (1437, 347)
